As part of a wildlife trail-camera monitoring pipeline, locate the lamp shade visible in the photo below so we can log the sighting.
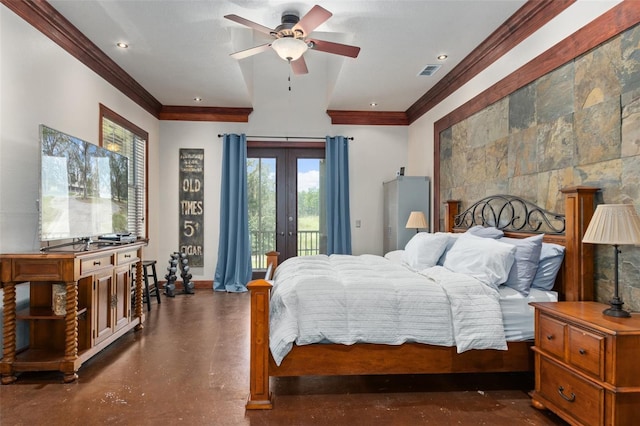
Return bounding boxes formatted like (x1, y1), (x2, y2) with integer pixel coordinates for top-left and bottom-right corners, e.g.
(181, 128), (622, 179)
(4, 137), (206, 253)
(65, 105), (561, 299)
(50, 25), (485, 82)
(405, 211), (428, 230)
(271, 37), (308, 61)
(582, 204), (640, 245)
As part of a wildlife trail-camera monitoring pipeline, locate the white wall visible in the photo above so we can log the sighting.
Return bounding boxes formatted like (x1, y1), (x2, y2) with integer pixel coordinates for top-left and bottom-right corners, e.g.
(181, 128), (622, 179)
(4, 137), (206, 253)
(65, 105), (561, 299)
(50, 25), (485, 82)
(158, 121), (408, 281)
(0, 7), (161, 257)
(0, 6), (161, 352)
(407, 0), (623, 228)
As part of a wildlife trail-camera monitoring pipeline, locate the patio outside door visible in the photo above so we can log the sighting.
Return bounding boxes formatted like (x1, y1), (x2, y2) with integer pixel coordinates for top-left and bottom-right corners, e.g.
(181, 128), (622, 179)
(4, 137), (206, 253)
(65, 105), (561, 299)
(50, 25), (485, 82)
(247, 146), (325, 278)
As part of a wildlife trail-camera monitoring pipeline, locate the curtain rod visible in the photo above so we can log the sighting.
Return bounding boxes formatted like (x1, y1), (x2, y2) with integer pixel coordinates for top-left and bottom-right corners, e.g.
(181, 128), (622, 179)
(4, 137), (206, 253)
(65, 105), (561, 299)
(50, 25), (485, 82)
(217, 134), (353, 141)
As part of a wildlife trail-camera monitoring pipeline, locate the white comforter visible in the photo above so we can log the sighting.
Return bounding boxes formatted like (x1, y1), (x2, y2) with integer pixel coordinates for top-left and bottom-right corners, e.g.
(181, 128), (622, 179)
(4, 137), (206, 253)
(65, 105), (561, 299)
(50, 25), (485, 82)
(269, 254), (507, 366)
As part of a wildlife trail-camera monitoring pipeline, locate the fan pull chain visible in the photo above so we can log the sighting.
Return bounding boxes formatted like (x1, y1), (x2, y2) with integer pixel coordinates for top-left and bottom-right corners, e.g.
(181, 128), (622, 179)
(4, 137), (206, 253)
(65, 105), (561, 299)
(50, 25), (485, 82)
(288, 63), (292, 91)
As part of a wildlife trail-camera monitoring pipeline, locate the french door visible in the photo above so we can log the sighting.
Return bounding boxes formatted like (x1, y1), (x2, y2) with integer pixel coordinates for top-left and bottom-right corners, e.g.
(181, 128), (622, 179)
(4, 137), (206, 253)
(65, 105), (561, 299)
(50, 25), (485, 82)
(247, 145), (325, 277)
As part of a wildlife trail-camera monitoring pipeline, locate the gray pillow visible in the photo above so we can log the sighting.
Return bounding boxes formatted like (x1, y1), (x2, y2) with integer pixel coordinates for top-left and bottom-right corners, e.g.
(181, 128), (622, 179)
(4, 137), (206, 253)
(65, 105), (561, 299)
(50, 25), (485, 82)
(531, 243), (565, 291)
(498, 234), (544, 296)
(466, 225), (504, 239)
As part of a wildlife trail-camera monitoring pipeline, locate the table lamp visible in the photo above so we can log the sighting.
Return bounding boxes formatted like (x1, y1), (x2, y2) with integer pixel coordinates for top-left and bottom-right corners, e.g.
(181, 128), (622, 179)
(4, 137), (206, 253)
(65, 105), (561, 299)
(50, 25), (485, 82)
(406, 211), (428, 233)
(582, 204), (640, 318)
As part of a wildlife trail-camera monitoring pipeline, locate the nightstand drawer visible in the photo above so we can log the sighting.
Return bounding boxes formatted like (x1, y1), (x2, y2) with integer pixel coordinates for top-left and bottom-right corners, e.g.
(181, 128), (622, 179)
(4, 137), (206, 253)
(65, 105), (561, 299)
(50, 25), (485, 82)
(538, 314), (565, 359)
(539, 356), (604, 426)
(568, 326), (604, 380)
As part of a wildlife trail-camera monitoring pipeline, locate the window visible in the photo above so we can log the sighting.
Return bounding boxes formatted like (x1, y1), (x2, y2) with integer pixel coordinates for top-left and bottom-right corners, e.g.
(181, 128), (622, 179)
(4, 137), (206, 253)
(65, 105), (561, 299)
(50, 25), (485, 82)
(99, 104), (148, 238)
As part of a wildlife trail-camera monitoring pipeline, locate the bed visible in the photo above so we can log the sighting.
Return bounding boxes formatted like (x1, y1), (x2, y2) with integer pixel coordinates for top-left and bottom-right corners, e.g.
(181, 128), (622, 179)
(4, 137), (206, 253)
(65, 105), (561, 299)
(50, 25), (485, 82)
(246, 186), (598, 409)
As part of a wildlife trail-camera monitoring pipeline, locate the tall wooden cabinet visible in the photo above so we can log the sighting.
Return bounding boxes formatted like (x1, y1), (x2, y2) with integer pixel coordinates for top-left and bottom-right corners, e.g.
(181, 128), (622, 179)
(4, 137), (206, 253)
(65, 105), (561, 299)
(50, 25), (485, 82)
(0, 241), (147, 384)
(383, 176), (430, 253)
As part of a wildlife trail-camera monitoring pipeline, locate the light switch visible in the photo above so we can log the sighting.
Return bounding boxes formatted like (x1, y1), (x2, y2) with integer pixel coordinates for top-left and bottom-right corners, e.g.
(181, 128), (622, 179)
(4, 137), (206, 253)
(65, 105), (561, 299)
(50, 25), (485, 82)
(355, 219), (361, 228)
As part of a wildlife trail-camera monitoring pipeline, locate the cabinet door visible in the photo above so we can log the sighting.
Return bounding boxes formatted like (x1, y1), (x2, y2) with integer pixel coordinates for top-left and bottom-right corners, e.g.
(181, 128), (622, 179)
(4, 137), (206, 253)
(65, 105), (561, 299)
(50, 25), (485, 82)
(94, 270), (114, 345)
(113, 265), (131, 332)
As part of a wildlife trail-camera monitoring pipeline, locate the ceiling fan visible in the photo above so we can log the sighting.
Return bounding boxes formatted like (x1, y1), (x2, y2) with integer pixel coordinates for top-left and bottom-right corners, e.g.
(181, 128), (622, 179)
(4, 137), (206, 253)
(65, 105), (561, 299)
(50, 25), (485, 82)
(224, 5), (360, 75)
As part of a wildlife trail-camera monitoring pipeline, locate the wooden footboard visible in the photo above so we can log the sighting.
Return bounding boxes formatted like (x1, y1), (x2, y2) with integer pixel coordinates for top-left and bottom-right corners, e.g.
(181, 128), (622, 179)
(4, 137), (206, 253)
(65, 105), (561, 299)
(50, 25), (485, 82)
(246, 186), (599, 409)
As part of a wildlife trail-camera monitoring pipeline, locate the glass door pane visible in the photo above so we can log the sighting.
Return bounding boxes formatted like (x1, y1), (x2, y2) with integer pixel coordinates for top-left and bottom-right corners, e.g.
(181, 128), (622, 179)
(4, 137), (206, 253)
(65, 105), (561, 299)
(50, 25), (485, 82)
(247, 157), (276, 270)
(297, 158), (325, 256)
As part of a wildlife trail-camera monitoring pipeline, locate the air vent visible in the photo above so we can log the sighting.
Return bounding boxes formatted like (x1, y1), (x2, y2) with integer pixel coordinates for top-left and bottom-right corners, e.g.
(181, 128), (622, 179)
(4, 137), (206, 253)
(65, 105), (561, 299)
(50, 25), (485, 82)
(418, 64), (441, 76)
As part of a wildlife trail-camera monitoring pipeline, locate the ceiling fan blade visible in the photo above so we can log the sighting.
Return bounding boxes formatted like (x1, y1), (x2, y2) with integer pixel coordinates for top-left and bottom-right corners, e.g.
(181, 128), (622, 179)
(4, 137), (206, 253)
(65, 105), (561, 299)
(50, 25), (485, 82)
(293, 5), (332, 35)
(307, 38), (361, 58)
(224, 14), (274, 35)
(291, 56), (309, 75)
(230, 43), (272, 60)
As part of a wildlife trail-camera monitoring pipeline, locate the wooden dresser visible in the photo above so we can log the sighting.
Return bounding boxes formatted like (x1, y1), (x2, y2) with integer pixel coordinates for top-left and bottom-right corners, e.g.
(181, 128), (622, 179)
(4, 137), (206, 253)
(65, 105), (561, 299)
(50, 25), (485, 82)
(530, 302), (640, 426)
(0, 241), (147, 384)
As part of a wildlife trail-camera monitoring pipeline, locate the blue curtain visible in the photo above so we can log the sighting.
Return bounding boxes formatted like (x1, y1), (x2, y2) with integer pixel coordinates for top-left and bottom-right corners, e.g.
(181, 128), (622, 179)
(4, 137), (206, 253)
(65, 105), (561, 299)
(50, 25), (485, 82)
(325, 136), (352, 255)
(214, 133), (252, 292)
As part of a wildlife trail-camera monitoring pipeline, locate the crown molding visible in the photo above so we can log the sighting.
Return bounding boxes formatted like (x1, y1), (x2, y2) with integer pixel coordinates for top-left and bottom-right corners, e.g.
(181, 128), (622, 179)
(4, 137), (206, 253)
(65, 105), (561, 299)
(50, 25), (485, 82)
(406, 0), (575, 123)
(432, 0), (640, 229)
(327, 110), (409, 126)
(1, 0), (163, 118)
(159, 106), (253, 122)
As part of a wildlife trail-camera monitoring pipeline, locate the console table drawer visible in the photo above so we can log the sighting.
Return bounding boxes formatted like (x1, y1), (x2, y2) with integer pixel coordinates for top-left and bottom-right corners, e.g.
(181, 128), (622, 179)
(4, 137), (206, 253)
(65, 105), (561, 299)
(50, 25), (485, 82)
(117, 250), (139, 265)
(538, 314), (566, 359)
(11, 259), (67, 281)
(539, 356), (603, 426)
(80, 255), (113, 274)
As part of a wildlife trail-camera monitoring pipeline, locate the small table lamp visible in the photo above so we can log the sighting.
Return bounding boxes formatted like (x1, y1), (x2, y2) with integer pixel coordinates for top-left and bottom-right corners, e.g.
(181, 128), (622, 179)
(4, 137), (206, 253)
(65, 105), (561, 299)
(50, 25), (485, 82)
(406, 211), (428, 233)
(582, 204), (640, 317)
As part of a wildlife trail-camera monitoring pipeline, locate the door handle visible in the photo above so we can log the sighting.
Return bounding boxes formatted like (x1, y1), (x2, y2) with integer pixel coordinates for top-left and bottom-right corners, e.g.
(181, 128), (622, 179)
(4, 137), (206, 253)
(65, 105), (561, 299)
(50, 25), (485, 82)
(288, 232), (293, 236)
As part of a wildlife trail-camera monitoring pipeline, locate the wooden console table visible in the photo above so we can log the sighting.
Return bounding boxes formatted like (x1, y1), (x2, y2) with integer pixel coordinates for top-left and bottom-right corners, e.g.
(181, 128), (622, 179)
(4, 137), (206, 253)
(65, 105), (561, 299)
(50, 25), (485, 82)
(1, 241), (147, 384)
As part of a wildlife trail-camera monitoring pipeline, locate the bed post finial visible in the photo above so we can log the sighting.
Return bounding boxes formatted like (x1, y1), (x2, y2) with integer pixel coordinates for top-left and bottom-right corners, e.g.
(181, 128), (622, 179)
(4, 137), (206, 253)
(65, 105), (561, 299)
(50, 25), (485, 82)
(560, 186), (599, 302)
(246, 278), (274, 409)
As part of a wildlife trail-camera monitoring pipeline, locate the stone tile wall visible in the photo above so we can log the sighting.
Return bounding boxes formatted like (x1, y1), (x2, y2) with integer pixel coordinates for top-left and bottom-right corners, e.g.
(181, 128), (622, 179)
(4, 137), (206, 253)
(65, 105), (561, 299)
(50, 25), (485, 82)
(440, 25), (640, 311)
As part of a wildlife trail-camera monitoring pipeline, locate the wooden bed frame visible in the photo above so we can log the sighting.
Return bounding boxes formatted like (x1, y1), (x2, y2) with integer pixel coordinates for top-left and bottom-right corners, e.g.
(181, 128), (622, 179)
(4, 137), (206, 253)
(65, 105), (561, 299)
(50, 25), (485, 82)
(246, 186), (599, 409)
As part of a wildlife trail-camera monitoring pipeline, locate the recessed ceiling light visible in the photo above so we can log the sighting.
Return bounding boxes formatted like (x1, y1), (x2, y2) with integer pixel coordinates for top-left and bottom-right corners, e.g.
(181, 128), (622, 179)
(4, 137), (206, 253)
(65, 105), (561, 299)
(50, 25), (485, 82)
(437, 54), (448, 60)
(194, 97), (203, 102)
(116, 42), (129, 49)
(369, 102), (378, 108)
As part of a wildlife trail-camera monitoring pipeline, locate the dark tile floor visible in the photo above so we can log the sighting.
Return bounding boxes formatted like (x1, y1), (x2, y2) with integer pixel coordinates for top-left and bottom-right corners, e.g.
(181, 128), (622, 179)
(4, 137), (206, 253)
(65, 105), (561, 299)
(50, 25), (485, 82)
(0, 290), (567, 425)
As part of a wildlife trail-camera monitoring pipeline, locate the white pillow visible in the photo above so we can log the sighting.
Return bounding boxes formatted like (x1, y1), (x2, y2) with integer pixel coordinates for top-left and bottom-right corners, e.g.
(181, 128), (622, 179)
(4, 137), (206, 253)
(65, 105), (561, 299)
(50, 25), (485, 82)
(402, 232), (451, 270)
(437, 232), (461, 265)
(443, 233), (516, 288)
(384, 250), (404, 263)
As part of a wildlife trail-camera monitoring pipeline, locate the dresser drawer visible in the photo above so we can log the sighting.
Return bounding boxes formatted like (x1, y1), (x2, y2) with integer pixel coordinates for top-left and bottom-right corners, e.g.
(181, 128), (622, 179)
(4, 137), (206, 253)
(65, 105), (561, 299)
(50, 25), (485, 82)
(538, 314), (566, 359)
(568, 326), (605, 380)
(80, 255), (113, 274)
(117, 249), (139, 265)
(539, 356), (604, 426)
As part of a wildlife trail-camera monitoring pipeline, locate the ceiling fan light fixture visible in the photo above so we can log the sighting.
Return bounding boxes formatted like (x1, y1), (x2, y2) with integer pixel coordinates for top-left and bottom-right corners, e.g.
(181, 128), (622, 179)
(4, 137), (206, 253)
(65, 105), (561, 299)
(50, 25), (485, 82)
(272, 37), (308, 62)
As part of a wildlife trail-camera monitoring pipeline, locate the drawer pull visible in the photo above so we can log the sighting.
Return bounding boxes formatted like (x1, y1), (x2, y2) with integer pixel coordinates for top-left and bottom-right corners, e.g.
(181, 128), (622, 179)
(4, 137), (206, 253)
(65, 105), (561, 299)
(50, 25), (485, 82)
(93, 261), (101, 266)
(558, 386), (576, 402)
(546, 334), (554, 340)
(579, 348), (586, 355)
(124, 254), (131, 258)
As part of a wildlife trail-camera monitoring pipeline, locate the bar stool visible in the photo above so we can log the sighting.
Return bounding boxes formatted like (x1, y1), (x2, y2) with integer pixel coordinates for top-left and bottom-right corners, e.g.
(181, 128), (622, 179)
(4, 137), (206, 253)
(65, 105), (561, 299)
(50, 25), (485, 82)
(131, 260), (162, 311)
(142, 260), (161, 311)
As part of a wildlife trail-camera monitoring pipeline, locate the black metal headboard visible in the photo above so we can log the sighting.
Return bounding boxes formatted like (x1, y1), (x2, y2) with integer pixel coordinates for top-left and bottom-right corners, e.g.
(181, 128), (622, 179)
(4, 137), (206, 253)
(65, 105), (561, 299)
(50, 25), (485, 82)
(453, 195), (565, 235)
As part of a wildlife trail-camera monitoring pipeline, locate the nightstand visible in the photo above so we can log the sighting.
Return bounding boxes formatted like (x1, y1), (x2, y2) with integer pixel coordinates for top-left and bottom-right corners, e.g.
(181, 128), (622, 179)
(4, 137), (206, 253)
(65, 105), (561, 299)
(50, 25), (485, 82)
(530, 302), (640, 426)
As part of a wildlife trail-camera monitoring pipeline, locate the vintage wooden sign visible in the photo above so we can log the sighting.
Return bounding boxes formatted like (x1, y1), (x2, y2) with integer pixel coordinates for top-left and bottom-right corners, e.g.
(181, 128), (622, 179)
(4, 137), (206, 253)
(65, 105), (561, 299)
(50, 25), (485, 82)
(179, 148), (204, 267)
